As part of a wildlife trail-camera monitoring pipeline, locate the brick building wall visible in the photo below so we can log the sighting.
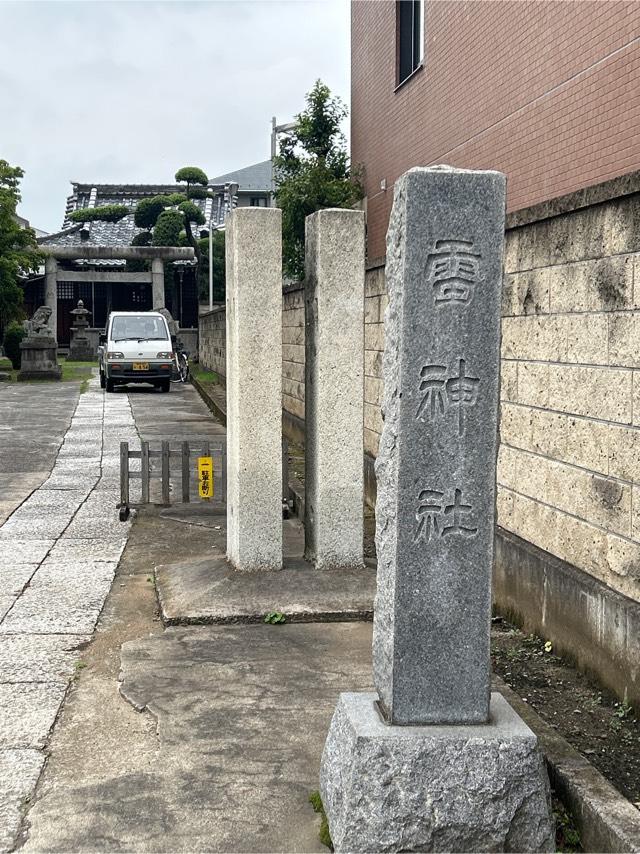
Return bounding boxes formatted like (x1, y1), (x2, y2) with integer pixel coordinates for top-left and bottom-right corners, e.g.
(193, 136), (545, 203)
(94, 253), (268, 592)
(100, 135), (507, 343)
(352, 0), (640, 260)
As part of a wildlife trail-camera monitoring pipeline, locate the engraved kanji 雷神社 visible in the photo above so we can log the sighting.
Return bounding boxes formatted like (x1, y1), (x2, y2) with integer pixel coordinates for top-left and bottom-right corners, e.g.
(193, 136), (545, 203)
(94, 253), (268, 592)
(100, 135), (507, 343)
(413, 487), (477, 543)
(425, 239), (482, 305)
(416, 358), (479, 435)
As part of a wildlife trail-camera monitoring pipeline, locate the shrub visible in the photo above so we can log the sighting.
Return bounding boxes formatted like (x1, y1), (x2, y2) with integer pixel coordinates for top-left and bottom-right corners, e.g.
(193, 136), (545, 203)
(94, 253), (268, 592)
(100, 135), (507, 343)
(152, 210), (184, 246)
(68, 204), (129, 224)
(186, 186), (210, 200)
(134, 197), (166, 229)
(179, 200), (205, 226)
(131, 231), (152, 247)
(3, 320), (25, 369)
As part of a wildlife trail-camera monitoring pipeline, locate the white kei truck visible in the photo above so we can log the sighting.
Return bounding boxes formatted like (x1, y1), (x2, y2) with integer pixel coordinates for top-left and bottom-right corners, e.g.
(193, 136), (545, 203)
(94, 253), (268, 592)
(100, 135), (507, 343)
(98, 311), (174, 393)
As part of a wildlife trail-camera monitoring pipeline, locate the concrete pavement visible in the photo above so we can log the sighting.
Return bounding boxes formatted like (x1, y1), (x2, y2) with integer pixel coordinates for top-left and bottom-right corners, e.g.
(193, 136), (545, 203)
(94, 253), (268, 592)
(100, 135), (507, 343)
(20, 501), (374, 853)
(15, 382), (376, 852)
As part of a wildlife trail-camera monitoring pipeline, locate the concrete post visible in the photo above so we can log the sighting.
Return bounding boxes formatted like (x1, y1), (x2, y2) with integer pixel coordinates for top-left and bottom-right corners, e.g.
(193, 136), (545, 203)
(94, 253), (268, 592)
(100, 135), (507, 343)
(44, 256), (58, 342)
(304, 209), (365, 569)
(151, 258), (165, 309)
(226, 208), (283, 571)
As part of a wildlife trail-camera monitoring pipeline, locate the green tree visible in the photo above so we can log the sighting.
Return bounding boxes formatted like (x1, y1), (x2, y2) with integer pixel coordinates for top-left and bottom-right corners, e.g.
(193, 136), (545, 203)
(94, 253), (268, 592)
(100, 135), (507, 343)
(131, 167), (210, 266)
(0, 160), (42, 330)
(62, 165), (222, 304)
(197, 232), (225, 302)
(274, 80), (364, 279)
(134, 197), (166, 229)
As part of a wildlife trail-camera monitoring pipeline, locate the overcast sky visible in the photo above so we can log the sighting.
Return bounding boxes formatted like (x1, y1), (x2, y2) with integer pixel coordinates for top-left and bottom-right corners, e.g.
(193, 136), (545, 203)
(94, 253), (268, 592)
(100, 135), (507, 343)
(0, 0), (350, 233)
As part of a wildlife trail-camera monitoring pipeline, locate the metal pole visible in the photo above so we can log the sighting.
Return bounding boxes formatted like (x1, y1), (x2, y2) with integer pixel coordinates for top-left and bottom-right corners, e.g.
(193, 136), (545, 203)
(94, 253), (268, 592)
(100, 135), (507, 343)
(162, 441), (170, 505)
(271, 116), (277, 206)
(182, 440), (190, 503)
(141, 440), (150, 504)
(120, 442), (129, 508)
(209, 219), (213, 311)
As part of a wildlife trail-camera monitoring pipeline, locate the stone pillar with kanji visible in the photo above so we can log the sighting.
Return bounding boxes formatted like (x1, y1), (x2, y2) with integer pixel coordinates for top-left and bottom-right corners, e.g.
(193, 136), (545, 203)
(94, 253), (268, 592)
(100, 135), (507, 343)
(319, 167), (555, 852)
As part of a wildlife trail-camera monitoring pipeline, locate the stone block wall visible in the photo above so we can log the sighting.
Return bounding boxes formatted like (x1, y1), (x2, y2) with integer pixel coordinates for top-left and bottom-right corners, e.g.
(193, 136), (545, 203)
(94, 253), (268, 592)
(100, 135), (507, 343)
(198, 307), (226, 382)
(498, 181), (640, 605)
(282, 284), (305, 429)
(198, 173), (640, 613)
(363, 265), (386, 459)
(279, 277), (388, 467)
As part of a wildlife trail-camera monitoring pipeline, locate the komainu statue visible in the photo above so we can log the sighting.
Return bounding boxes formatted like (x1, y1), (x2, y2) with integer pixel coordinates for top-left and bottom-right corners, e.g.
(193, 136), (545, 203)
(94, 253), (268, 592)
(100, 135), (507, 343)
(23, 306), (54, 337)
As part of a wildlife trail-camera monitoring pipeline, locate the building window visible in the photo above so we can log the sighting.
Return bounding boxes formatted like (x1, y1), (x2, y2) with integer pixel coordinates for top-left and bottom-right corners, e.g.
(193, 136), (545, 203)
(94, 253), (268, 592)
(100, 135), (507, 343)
(397, 0), (424, 86)
(57, 282), (74, 299)
(250, 196), (267, 207)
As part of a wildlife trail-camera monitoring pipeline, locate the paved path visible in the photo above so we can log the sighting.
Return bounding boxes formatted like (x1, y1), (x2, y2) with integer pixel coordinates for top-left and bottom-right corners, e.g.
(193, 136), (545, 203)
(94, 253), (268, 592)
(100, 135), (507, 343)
(0, 377), (136, 852)
(0, 381), (228, 851)
(0, 383), (79, 525)
(6, 382), (376, 853)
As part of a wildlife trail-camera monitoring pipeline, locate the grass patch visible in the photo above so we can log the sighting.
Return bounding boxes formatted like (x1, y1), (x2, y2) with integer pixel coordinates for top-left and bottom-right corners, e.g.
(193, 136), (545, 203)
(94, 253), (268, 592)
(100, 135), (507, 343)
(0, 358), (95, 385)
(309, 791), (332, 850)
(61, 361), (95, 382)
(191, 363), (219, 384)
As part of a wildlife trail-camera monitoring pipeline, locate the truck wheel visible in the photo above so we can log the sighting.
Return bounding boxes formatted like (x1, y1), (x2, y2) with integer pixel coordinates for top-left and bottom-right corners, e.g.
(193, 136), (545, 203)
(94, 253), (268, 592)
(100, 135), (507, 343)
(99, 370), (106, 389)
(106, 378), (115, 393)
(160, 380), (170, 393)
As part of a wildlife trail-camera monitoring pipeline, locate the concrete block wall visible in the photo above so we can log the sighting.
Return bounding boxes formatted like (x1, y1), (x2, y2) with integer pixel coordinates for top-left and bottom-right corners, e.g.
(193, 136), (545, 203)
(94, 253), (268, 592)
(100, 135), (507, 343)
(280, 277), (388, 469)
(198, 307), (226, 382)
(282, 284), (305, 428)
(363, 265), (386, 459)
(498, 189), (640, 605)
(197, 174), (640, 613)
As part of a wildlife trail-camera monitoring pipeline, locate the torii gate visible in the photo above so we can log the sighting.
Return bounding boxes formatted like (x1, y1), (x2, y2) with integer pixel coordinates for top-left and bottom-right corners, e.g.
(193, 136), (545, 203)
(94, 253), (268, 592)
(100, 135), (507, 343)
(38, 245), (196, 338)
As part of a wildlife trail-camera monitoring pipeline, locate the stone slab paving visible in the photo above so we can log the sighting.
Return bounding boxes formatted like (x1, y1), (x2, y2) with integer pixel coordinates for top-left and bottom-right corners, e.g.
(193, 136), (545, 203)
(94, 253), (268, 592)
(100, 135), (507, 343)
(0, 383), (79, 525)
(0, 750), (43, 853)
(0, 377), (137, 852)
(1, 383), (226, 851)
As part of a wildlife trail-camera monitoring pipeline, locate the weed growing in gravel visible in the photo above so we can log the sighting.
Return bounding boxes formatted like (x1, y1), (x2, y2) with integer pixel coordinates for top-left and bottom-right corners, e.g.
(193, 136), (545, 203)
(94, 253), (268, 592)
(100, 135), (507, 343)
(553, 795), (581, 852)
(309, 791), (332, 850)
(73, 660), (87, 681)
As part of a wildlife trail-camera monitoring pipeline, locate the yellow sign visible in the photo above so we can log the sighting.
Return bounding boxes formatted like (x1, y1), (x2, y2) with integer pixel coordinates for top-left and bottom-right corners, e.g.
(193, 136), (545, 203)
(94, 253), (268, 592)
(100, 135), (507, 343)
(198, 456), (214, 499)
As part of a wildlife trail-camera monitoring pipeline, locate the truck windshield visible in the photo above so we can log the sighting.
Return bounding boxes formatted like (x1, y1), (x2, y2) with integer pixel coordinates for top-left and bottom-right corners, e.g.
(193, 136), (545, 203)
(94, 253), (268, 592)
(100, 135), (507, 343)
(111, 316), (168, 342)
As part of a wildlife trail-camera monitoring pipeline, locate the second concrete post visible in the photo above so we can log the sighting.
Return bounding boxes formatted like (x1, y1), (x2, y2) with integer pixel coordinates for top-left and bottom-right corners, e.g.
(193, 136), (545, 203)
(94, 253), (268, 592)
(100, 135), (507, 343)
(304, 209), (365, 569)
(226, 208), (283, 571)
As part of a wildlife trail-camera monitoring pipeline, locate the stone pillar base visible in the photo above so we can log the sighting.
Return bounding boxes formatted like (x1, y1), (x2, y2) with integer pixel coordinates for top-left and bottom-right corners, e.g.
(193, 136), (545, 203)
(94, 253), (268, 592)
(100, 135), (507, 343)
(17, 338), (62, 382)
(67, 343), (95, 361)
(320, 692), (555, 853)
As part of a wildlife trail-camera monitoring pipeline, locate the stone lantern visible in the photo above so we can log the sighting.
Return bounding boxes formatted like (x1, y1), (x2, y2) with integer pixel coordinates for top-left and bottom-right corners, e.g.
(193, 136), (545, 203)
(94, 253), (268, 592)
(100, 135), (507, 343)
(68, 299), (94, 361)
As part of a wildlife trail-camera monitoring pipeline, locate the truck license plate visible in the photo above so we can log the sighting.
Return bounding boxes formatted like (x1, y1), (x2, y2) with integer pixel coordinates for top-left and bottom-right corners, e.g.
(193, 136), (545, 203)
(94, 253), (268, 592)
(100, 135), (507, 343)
(132, 362), (149, 371)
